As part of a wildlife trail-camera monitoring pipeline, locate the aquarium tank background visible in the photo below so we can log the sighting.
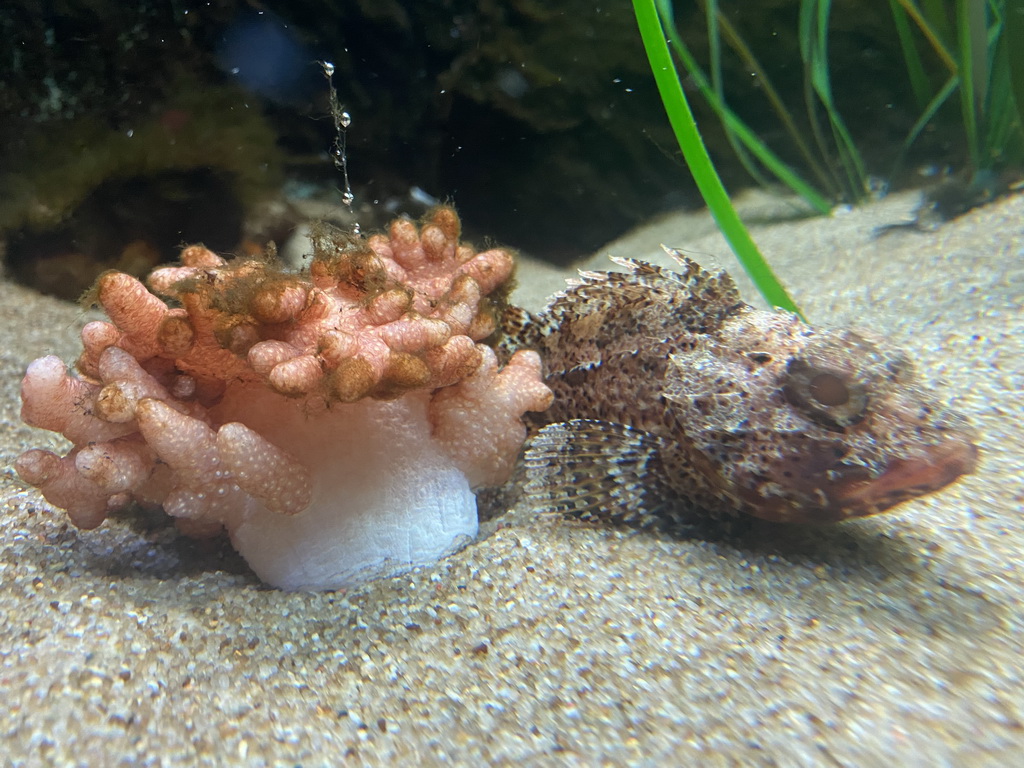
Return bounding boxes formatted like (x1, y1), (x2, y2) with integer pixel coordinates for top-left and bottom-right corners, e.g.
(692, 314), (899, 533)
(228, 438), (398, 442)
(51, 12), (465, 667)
(1, 0), (1018, 301)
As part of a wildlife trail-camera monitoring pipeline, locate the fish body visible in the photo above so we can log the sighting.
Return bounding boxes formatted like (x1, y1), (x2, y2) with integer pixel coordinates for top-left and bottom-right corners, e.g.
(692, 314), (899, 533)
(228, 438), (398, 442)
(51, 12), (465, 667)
(505, 252), (977, 528)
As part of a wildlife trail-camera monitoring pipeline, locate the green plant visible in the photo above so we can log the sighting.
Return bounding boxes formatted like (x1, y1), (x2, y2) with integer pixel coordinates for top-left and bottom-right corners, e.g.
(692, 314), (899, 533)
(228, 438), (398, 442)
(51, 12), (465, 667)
(632, 0), (807, 319)
(632, 0), (1024, 317)
(642, 1), (1024, 206)
(889, 0), (1024, 178)
(646, 0), (864, 214)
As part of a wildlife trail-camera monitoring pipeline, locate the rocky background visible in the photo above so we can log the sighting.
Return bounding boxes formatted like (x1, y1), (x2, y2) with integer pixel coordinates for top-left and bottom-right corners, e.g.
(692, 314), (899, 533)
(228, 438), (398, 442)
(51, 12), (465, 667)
(0, 0), (965, 298)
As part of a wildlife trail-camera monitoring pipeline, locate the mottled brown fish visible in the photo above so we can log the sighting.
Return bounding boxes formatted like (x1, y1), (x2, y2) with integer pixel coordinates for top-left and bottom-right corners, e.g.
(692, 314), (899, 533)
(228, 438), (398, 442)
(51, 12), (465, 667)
(504, 251), (978, 528)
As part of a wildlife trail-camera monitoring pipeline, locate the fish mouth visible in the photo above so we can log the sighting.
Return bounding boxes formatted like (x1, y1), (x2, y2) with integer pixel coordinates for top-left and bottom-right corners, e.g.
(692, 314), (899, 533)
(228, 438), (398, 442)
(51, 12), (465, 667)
(740, 434), (979, 524)
(831, 436), (979, 519)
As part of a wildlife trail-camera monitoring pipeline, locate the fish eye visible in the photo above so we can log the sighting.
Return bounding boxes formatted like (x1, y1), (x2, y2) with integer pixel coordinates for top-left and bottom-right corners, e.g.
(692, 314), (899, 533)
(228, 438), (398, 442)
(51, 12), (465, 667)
(808, 372), (849, 406)
(783, 359), (868, 430)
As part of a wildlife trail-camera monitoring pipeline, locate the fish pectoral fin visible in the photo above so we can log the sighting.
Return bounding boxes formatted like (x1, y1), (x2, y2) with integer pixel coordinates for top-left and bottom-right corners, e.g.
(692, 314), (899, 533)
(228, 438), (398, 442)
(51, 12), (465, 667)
(524, 419), (671, 527)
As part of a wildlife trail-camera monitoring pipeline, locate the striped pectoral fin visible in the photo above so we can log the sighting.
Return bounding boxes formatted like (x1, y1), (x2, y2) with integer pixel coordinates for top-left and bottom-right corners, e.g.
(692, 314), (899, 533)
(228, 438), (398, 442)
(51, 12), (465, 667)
(523, 419), (674, 527)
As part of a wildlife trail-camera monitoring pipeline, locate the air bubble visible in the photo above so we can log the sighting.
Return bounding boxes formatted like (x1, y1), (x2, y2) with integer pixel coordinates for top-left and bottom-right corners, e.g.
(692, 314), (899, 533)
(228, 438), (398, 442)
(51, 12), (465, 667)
(321, 59), (354, 213)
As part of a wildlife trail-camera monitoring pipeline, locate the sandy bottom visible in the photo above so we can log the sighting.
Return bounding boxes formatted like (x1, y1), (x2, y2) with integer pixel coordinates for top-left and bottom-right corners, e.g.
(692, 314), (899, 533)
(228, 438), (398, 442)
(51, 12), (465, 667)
(1, 190), (1021, 765)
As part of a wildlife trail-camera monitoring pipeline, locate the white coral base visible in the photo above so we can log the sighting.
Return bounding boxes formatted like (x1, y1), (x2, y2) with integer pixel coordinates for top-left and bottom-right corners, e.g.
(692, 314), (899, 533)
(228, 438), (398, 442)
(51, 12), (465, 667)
(214, 388), (477, 591)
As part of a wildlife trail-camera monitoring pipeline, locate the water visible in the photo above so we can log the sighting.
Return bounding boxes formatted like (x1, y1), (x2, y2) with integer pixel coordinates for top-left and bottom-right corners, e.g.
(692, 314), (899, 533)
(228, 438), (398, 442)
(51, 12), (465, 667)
(0, 3), (1020, 765)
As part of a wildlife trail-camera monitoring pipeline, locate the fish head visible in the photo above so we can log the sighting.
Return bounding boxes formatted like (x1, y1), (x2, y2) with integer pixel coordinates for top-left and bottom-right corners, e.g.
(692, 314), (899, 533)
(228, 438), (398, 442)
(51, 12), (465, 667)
(666, 310), (978, 523)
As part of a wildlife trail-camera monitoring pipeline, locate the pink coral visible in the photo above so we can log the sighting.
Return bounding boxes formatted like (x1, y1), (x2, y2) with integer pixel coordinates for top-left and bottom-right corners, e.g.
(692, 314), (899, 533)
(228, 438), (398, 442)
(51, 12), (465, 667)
(16, 207), (553, 590)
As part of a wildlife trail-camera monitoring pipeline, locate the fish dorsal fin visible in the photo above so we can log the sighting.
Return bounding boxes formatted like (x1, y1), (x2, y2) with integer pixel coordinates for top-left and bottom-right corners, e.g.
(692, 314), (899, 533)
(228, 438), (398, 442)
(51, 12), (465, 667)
(610, 249), (742, 322)
(553, 253), (740, 337)
(524, 419), (674, 527)
(504, 252), (743, 372)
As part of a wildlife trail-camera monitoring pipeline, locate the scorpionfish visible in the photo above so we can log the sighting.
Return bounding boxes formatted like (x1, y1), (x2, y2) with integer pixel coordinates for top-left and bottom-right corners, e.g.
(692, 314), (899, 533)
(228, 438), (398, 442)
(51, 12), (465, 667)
(504, 251), (978, 528)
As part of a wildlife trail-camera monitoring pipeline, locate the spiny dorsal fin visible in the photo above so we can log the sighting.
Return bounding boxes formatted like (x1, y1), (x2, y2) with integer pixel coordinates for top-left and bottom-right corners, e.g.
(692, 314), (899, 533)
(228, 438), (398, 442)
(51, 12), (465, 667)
(605, 250), (741, 314)
(509, 254), (743, 355)
(524, 419), (674, 527)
